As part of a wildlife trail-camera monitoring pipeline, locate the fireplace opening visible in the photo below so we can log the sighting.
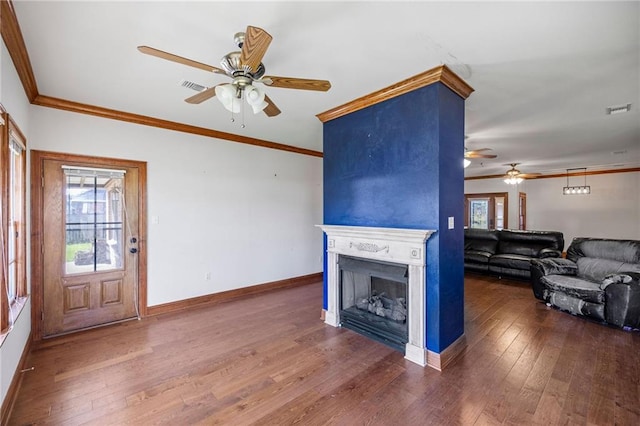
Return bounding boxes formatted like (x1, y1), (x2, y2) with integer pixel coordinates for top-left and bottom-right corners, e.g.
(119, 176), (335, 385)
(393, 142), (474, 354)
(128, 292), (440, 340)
(338, 255), (408, 353)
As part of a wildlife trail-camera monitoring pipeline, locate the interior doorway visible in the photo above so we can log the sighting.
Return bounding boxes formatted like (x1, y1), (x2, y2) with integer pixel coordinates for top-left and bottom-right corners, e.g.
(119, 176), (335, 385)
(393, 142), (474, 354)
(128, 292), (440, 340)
(464, 192), (509, 230)
(31, 151), (147, 339)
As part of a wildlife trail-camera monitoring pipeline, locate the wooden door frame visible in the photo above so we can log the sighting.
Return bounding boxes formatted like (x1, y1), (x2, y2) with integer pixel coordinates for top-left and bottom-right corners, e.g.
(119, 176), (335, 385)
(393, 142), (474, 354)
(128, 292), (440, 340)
(30, 150), (147, 342)
(519, 192), (527, 230)
(464, 192), (509, 229)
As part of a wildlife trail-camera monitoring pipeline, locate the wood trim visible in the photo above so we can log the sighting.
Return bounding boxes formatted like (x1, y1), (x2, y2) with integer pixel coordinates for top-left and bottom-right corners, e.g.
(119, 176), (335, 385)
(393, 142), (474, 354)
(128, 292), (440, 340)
(29, 150), (148, 341)
(147, 272), (323, 317)
(0, 0), (38, 102)
(33, 95), (323, 158)
(316, 65), (474, 123)
(0, 330), (32, 425)
(518, 192), (527, 230)
(136, 164), (148, 317)
(426, 334), (467, 371)
(0, 106), (7, 331)
(465, 167), (640, 181)
(7, 116), (27, 299)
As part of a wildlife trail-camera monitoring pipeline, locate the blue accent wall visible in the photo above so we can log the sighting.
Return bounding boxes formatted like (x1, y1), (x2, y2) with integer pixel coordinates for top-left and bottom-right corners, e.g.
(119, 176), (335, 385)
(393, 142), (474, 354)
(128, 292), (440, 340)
(322, 82), (465, 353)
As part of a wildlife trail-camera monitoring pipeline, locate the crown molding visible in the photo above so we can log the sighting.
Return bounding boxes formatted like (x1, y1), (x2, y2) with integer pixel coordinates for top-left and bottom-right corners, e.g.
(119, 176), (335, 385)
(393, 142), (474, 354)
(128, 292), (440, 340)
(33, 95), (323, 157)
(1, 0), (38, 102)
(465, 167), (640, 181)
(316, 64), (474, 123)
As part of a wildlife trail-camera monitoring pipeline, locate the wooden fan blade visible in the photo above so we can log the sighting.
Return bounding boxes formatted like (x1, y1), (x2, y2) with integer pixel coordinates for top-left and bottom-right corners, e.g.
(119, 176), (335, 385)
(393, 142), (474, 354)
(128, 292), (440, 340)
(465, 153), (497, 159)
(240, 26), (272, 72)
(465, 148), (496, 158)
(263, 95), (281, 117)
(184, 86), (218, 104)
(138, 46), (226, 74)
(262, 76), (331, 92)
(519, 173), (541, 179)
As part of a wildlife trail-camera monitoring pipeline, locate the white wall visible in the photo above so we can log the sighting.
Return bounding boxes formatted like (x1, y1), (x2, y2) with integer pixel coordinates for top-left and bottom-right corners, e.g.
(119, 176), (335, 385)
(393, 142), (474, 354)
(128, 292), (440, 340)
(29, 107), (324, 305)
(1, 41), (32, 409)
(465, 172), (640, 251)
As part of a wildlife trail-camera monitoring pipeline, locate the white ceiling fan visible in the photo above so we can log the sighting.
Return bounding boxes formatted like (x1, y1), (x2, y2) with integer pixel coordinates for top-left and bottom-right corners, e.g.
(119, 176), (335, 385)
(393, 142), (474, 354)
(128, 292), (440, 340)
(138, 26), (331, 118)
(503, 163), (541, 184)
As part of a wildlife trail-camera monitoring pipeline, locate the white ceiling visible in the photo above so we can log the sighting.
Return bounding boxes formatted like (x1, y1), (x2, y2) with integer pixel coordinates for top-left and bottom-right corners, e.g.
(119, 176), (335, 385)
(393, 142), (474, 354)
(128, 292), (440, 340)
(11, 1), (640, 177)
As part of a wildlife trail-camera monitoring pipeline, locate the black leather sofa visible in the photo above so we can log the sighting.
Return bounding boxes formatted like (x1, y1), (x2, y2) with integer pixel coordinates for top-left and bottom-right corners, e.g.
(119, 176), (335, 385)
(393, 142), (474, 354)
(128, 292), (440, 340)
(464, 229), (564, 279)
(531, 238), (640, 329)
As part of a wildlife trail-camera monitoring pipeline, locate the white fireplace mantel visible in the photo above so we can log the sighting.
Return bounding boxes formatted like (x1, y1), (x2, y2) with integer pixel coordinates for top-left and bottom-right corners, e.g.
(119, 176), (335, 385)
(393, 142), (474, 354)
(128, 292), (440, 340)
(317, 224), (436, 367)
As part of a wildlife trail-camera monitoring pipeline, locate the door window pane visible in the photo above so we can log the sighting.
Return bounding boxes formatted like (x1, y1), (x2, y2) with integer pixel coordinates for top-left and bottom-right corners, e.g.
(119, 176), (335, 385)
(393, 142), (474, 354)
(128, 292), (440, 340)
(495, 197), (505, 229)
(470, 199), (489, 229)
(64, 171), (125, 275)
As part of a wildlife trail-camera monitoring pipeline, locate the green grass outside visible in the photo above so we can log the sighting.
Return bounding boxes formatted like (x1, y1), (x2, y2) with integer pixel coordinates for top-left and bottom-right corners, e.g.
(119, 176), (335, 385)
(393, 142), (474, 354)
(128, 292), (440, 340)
(66, 242), (92, 262)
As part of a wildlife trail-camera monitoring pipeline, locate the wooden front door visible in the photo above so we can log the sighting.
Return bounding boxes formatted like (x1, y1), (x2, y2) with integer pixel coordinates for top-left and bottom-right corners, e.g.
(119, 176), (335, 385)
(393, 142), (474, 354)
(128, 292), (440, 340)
(41, 157), (141, 336)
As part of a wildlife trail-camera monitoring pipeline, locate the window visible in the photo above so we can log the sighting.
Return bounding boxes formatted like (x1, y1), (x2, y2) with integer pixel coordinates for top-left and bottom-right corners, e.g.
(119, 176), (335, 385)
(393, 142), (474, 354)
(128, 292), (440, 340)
(63, 167), (125, 275)
(1, 111), (27, 332)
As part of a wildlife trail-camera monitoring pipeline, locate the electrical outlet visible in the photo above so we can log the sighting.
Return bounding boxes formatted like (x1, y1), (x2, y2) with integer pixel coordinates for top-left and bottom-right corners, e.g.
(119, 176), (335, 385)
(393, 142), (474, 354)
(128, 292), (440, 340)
(205, 272), (211, 280)
(448, 216), (455, 229)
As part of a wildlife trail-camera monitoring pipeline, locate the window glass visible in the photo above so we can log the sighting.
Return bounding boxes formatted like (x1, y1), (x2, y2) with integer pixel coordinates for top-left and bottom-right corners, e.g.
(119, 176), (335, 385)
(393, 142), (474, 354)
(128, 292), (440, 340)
(64, 171), (125, 275)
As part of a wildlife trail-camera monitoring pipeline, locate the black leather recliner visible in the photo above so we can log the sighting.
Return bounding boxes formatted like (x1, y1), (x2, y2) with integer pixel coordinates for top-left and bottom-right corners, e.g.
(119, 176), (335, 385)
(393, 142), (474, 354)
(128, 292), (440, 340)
(531, 238), (640, 329)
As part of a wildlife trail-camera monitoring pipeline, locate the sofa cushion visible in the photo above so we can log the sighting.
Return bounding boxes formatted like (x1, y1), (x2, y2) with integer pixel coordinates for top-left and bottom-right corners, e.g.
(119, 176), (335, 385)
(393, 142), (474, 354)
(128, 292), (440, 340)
(465, 250), (493, 264)
(496, 229), (564, 257)
(541, 274), (605, 304)
(567, 238), (640, 264)
(576, 257), (640, 283)
(489, 254), (532, 271)
(497, 240), (547, 257)
(464, 229), (499, 254)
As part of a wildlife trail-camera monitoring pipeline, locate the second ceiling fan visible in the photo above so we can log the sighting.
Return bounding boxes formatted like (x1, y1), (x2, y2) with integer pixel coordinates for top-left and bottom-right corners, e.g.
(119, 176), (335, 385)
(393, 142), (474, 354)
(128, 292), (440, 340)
(465, 147), (497, 160)
(503, 163), (541, 184)
(464, 147), (497, 168)
(138, 26), (331, 117)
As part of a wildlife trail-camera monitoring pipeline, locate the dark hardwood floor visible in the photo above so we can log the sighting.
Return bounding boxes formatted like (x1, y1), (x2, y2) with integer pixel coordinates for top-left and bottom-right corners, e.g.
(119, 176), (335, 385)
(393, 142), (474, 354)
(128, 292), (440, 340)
(9, 274), (640, 425)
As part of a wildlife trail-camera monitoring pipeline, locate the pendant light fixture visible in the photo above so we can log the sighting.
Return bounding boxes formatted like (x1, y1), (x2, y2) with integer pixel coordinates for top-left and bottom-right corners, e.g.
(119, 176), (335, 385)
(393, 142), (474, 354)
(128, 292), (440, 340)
(562, 168), (591, 195)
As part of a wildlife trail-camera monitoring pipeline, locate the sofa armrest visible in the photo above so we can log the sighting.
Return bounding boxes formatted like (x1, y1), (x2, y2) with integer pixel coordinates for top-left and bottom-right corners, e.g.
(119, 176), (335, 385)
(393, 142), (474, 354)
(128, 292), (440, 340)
(530, 258), (578, 301)
(602, 272), (640, 329)
(538, 248), (563, 259)
(531, 258), (577, 276)
(601, 272), (639, 289)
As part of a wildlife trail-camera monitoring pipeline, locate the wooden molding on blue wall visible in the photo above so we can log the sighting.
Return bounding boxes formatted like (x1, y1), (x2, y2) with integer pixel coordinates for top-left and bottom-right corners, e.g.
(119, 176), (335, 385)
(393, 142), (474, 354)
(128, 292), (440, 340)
(316, 65), (474, 123)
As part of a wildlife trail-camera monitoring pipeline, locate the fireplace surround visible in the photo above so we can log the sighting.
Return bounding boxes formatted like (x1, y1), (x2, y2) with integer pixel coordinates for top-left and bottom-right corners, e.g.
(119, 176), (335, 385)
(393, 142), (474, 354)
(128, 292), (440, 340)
(317, 225), (435, 366)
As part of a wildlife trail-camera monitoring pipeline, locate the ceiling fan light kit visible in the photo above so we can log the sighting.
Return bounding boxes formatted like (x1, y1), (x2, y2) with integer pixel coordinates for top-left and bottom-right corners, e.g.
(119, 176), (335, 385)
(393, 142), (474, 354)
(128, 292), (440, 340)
(215, 84), (241, 113)
(504, 176), (523, 185)
(138, 25), (331, 127)
(245, 85), (268, 114)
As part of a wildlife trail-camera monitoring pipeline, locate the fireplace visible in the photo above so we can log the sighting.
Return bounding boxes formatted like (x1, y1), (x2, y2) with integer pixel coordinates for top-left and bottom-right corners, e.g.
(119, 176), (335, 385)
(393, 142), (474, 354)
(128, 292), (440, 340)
(339, 256), (409, 352)
(317, 225), (435, 366)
